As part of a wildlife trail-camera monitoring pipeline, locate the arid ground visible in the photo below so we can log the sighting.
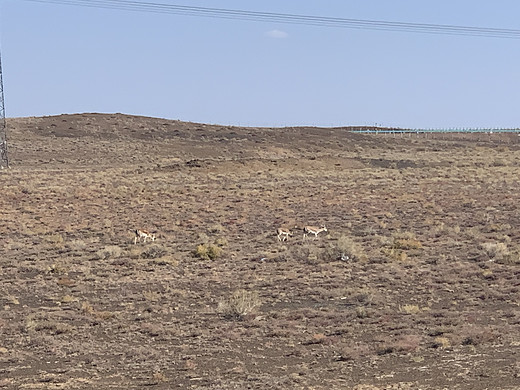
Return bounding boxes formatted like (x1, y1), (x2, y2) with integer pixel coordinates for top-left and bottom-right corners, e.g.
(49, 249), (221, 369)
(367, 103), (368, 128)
(1, 113), (519, 389)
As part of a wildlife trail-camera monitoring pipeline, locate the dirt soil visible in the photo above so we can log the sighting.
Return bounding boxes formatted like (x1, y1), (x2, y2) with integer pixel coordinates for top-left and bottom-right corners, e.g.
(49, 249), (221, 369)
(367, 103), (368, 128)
(1, 113), (519, 389)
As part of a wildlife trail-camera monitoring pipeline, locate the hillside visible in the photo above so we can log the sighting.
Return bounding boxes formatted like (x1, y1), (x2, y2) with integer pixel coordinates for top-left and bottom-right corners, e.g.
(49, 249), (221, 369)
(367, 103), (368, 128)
(1, 113), (519, 389)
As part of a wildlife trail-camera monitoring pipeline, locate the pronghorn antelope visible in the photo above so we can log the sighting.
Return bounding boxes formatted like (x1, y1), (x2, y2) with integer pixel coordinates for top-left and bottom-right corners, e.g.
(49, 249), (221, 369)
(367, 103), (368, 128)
(277, 227), (293, 242)
(134, 229), (156, 244)
(303, 225), (328, 240)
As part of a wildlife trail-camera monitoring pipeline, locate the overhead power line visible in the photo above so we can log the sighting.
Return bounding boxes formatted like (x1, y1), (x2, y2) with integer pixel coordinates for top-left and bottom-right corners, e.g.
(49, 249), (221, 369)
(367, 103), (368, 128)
(21, 0), (520, 39)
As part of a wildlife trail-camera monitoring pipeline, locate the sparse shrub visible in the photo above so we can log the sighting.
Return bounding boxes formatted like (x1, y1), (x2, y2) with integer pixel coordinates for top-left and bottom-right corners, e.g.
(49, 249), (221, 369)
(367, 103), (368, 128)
(139, 323), (163, 337)
(335, 343), (371, 361)
(432, 223), (461, 238)
(61, 295), (77, 304)
(3, 292), (20, 306)
(339, 286), (375, 306)
(459, 326), (498, 346)
(381, 231), (421, 261)
(140, 244), (167, 259)
(32, 321), (73, 335)
(484, 223), (510, 233)
(297, 245), (321, 264)
(81, 301), (115, 320)
(465, 226), (482, 240)
(47, 262), (68, 275)
(95, 245), (123, 260)
(143, 290), (161, 302)
(382, 247), (408, 262)
(209, 224), (225, 234)
(45, 233), (64, 248)
(392, 334), (422, 353)
(271, 245), (302, 263)
(81, 301), (95, 315)
(214, 237), (228, 247)
(316, 244), (340, 263)
(21, 184), (36, 194)
(481, 242), (508, 259)
(377, 335), (422, 355)
(335, 235), (367, 261)
(67, 239), (87, 251)
(355, 306), (370, 318)
(25, 314), (73, 335)
(481, 242), (520, 264)
(391, 231), (422, 250)
(128, 246), (143, 259)
(353, 288), (374, 305)
(302, 333), (328, 345)
(286, 237), (366, 264)
(197, 232), (209, 243)
(217, 289), (260, 320)
(150, 256), (179, 266)
(152, 371), (169, 383)
(492, 158), (507, 167)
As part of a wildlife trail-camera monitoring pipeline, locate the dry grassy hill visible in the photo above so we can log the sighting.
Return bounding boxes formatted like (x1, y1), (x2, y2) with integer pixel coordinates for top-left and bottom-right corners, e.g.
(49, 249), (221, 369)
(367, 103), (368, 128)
(1, 113), (519, 389)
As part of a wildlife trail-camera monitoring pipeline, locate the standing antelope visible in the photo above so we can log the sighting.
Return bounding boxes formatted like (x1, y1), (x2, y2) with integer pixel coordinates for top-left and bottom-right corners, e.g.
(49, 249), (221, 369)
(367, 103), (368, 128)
(134, 229), (156, 244)
(303, 225), (328, 240)
(277, 227), (293, 242)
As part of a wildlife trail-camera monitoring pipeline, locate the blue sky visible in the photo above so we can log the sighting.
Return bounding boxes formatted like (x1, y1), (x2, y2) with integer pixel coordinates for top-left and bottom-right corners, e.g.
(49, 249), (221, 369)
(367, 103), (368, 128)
(1, 0), (520, 128)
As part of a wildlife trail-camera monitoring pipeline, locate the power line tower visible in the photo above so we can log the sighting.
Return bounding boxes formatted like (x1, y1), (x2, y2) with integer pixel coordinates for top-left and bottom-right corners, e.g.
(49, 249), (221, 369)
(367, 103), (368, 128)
(0, 48), (9, 168)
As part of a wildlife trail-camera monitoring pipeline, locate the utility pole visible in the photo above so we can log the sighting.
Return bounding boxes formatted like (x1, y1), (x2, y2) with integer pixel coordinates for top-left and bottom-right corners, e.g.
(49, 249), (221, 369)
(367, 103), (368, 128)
(0, 48), (9, 168)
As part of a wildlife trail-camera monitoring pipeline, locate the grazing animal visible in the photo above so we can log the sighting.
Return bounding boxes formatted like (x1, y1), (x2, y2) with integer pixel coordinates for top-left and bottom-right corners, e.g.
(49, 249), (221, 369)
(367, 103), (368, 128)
(277, 227), (293, 242)
(303, 225), (327, 240)
(134, 229), (156, 244)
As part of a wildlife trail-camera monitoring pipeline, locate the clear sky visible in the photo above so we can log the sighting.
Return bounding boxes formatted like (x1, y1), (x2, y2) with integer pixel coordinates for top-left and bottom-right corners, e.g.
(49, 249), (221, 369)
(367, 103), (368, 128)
(1, 0), (520, 128)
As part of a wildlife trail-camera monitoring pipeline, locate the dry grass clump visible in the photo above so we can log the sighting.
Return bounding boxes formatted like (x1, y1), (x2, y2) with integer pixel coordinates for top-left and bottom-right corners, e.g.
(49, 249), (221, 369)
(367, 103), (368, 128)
(431, 336), (451, 349)
(399, 304), (421, 315)
(194, 238), (226, 260)
(217, 289), (261, 320)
